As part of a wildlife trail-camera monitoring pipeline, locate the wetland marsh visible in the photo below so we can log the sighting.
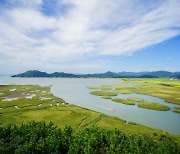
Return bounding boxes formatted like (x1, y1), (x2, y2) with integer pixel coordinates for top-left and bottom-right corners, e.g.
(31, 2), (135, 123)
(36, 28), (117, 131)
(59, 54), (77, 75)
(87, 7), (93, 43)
(1, 84), (172, 139)
(0, 77), (180, 134)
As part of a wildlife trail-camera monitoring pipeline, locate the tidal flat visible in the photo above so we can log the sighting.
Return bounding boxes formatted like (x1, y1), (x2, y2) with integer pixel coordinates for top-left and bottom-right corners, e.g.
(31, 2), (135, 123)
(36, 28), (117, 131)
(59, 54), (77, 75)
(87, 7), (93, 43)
(88, 78), (180, 112)
(118, 78), (180, 105)
(1, 84), (180, 146)
(0, 78), (180, 134)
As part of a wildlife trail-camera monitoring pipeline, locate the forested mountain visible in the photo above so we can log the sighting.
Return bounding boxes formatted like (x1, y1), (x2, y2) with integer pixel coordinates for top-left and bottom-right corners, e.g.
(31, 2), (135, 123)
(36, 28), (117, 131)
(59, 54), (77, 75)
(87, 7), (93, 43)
(12, 70), (180, 78)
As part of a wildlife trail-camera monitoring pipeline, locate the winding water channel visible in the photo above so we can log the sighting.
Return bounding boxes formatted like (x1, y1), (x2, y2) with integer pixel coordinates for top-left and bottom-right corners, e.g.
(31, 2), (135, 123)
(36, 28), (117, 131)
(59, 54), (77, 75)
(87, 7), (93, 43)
(0, 77), (180, 134)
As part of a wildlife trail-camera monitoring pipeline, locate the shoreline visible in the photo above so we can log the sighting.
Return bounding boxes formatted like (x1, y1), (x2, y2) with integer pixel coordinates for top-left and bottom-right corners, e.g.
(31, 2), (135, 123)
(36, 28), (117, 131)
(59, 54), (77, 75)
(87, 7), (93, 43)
(0, 84), (180, 140)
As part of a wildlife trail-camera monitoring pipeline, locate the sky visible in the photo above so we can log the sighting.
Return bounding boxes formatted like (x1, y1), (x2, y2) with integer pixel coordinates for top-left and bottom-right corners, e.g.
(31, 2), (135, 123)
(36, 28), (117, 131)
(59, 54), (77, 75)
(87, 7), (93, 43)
(0, 0), (180, 74)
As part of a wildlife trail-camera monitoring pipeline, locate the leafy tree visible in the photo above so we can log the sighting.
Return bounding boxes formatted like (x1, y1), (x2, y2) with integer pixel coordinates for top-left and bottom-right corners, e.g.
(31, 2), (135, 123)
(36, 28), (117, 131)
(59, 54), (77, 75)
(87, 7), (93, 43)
(0, 121), (179, 154)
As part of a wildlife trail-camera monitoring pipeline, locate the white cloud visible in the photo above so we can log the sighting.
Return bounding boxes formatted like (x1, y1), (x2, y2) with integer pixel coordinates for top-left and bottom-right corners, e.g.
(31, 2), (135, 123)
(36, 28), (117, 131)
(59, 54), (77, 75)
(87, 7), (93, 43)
(0, 0), (180, 73)
(8, 9), (57, 31)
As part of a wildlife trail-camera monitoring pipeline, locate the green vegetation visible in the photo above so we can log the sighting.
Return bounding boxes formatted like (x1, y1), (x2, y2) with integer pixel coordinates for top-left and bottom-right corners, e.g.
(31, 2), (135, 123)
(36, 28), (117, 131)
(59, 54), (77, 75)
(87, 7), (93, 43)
(112, 89), (132, 94)
(138, 102), (170, 111)
(87, 78), (180, 114)
(173, 106), (180, 114)
(174, 106), (180, 110)
(173, 109), (180, 114)
(127, 97), (144, 102)
(128, 121), (139, 125)
(101, 96), (112, 99)
(87, 85), (113, 91)
(0, 122), (179, 154)
(0, 122), (180, 154)
(90, 91), (117, 96)
(119, 78), (180, 105)
(106, 97), (169, 111)
(112, 98), (135, 105)
(1, 84), (174, 136)
(86, 86), (100, 89)
(1, 85), (180, 153)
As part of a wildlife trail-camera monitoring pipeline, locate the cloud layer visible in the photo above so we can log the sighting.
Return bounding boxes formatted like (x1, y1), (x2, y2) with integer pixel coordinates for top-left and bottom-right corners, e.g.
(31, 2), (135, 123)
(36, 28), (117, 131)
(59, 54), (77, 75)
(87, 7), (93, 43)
(0, 0), (180, 73)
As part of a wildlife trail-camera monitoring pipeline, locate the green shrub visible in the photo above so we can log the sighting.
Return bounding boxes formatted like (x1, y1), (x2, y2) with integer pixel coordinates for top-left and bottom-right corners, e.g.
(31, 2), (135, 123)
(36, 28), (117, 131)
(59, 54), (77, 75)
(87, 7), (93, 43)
(0, 122), (179, 154)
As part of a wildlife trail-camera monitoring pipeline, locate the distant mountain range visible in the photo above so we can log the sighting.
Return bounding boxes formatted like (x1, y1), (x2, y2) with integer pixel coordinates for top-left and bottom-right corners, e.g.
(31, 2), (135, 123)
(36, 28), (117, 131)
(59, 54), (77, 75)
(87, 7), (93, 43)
(11, 70), (180, 78)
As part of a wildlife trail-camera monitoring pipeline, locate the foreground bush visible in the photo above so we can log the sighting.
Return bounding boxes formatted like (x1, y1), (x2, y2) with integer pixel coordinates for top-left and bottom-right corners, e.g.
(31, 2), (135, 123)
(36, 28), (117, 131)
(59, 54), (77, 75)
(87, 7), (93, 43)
(0, 122), (179, 154)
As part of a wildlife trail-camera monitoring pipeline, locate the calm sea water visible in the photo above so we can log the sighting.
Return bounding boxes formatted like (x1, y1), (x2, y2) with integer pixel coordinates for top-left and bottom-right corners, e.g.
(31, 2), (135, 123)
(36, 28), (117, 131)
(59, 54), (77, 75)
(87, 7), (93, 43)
(0, 77), (180, 134)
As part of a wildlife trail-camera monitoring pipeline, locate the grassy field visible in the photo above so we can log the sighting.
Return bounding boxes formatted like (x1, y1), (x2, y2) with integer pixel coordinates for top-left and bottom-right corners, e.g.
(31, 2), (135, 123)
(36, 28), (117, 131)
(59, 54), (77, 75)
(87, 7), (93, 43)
(118, 78), (180, 105)
(0, 84), (180, 145)
(90, 91), (118, 96)
(112, 98), (135, 105)
(138, 102), (170, 111)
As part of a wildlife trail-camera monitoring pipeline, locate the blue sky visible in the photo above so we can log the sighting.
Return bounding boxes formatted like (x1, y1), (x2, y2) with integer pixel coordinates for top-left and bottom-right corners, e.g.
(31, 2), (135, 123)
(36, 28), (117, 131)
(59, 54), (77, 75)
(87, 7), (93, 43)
(0, 0), (180, 74)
